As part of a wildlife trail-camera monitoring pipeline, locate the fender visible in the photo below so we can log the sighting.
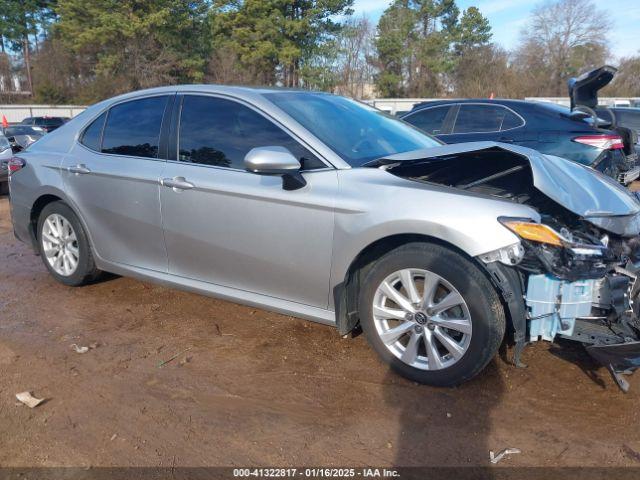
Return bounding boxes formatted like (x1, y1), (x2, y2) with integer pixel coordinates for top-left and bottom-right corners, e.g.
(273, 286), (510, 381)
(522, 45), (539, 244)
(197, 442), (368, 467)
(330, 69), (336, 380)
(23, 186), (99, 261)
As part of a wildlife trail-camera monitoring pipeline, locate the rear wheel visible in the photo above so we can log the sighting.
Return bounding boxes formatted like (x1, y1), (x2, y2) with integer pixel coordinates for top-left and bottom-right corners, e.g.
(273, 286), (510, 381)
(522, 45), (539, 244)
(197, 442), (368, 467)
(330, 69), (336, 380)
(37, 201), (100, 286)
(358, 242), (505, 387)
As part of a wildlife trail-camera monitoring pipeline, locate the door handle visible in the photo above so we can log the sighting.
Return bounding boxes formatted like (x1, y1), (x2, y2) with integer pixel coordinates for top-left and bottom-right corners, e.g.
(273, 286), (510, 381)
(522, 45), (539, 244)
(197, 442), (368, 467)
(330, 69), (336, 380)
(68, 164), (91, 174)
(497, 137), (515, 143)
(161, 176), (195, 190)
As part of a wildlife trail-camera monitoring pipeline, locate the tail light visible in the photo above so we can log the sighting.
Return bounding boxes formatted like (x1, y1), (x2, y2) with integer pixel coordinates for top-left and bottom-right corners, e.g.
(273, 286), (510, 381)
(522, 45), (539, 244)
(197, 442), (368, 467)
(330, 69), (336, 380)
(7, 156), (25, 175)
(573, 135), (624, 150)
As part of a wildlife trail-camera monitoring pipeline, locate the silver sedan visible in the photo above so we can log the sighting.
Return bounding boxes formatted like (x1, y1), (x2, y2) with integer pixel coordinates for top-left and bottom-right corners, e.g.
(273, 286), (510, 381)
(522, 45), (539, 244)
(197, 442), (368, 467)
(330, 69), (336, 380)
(8, 86), (640, 388)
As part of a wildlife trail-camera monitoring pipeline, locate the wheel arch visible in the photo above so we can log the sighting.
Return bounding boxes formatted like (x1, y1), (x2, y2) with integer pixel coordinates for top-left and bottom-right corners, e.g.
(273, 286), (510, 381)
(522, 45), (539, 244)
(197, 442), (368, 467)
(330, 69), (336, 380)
(28, 189), (94, 256)
(333, 233), (494, 336)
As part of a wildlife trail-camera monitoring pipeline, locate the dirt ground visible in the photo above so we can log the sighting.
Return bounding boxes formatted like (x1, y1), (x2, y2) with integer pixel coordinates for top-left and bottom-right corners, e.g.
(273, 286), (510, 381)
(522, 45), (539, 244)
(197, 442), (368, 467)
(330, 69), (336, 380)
(1, 195), (639, 469)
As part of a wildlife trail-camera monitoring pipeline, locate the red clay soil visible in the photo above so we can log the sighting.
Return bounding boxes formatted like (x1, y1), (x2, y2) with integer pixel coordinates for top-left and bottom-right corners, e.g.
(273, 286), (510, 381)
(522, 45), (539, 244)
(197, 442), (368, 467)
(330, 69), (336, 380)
(0, 196), (639, 468)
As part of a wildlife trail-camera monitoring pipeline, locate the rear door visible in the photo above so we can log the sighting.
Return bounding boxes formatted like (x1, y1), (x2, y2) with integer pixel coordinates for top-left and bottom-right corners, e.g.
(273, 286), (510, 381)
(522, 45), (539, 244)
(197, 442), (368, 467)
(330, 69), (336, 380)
(62, 95), (173, 272)
(159, 94), (336, 308)
(440, 103), (525, 144)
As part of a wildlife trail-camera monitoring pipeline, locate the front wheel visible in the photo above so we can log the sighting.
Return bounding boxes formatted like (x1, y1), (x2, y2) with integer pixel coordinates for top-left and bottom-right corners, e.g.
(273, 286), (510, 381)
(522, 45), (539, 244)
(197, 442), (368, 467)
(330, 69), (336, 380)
(358, 242), (505, 387)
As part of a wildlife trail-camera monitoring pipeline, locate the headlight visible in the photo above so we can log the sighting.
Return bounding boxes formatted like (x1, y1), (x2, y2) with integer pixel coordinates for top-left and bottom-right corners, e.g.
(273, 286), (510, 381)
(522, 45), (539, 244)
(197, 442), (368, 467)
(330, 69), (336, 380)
(499, 217), (605, 256)
(499, 218), (563, 246)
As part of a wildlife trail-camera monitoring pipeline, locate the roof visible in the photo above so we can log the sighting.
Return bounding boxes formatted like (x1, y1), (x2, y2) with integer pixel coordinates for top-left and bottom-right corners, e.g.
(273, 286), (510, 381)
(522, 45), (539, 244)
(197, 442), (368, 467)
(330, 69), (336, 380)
(102, 84), (322, 103)
(409, 98), (543, 111)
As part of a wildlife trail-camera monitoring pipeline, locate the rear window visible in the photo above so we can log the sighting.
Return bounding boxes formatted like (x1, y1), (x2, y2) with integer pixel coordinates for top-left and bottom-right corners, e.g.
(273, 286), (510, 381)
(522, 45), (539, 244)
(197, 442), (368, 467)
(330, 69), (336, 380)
(101, 96), (169, 158)
(538, 102), (599, 125)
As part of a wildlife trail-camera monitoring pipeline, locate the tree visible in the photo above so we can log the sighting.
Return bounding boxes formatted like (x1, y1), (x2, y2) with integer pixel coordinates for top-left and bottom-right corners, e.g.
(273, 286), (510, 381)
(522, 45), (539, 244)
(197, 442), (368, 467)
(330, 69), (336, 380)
(515, 0), (611, 96)
(374, 0), (416, 97)
(449, 44), (521, 97)
(453, 6), (491, 54)
(209, 0), (353, 88)
(54, 0), (210, 100)
(0, 0), (52, 93)
(603, 56), (640, 97)
(374, 1), (490, 98)
(333, 15), (376, 98)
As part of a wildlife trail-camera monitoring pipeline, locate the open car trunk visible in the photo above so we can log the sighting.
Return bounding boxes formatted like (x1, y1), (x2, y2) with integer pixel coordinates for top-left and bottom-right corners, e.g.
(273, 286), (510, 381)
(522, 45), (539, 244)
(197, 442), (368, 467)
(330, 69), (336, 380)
(568, 65), (617, 111)
(568, 65), (639, 181)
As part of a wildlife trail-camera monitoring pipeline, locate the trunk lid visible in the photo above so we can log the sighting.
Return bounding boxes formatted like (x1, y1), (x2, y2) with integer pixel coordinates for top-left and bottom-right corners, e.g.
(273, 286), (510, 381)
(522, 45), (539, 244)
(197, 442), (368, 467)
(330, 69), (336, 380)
(568, 65), (617, 110)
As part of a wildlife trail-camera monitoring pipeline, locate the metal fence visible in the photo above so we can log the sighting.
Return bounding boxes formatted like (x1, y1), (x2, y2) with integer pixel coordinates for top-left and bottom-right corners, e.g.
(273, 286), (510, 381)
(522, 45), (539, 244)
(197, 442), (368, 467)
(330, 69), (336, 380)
(524, 97), (640, 107)
(0, 104), (87, 123)
(367, 97), (640, 115)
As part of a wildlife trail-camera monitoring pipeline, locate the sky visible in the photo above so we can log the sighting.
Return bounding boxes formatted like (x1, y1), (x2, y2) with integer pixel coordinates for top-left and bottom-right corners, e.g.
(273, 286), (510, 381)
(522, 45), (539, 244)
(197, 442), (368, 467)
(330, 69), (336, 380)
(351, 0), (640, 60)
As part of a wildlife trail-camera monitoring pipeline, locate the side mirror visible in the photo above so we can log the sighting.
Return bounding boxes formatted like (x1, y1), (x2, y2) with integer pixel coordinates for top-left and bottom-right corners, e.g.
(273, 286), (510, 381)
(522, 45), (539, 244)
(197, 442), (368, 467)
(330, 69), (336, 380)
(244, 146), (306, 190)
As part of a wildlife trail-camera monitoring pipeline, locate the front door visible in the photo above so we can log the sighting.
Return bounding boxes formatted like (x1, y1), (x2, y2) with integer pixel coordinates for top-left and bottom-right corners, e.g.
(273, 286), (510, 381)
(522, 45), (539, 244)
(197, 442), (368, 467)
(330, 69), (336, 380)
(159, 94), (336, 308)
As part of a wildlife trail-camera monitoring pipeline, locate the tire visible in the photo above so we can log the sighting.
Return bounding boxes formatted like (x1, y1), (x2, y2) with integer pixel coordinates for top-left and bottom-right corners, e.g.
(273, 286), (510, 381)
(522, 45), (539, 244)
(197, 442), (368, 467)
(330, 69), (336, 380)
(358, 242), (505, 387)
(37, 201), (101, 286)
(0, 180), (8, 195)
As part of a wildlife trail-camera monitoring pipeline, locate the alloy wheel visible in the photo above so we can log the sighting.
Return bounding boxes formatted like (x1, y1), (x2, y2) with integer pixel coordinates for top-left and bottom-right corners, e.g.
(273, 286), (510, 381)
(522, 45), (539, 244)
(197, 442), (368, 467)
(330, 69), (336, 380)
(41, 213), (80, 277)
(372, 268), (472, 370)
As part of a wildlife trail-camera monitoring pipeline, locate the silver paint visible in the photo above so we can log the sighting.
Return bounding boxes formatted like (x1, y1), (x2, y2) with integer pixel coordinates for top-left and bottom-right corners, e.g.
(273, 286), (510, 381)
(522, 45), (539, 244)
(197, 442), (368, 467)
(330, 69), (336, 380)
(15, 85), (605, 326)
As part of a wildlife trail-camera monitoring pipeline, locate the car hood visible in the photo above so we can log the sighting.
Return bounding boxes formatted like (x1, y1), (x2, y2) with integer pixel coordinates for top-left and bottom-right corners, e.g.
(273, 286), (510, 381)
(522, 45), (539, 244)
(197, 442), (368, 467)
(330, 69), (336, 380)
(375, 141), (640, 234)
(568, 65), (617, 110)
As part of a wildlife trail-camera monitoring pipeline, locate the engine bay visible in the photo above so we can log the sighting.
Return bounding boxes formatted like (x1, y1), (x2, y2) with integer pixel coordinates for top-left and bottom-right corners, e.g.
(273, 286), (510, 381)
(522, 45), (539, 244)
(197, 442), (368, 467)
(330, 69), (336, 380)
(381, 146), (640, 390)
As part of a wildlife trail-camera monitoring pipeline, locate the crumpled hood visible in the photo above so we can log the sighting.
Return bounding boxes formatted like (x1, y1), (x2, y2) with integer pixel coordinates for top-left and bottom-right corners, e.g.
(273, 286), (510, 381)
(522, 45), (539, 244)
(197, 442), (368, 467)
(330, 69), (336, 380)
(378, 141), (640, 236)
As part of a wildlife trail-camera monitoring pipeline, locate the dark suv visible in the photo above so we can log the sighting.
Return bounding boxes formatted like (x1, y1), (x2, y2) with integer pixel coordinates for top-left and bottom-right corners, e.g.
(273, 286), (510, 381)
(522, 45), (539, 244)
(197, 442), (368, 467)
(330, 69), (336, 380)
(20, 116), (67, 133)
(401, 66), (639, 184)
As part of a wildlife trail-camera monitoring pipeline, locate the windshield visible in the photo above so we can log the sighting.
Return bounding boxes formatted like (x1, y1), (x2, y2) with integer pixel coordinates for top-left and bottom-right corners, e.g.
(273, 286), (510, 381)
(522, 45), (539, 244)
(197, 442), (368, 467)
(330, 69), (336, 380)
(264, 92), (441, 166)
(0, 134), (9, 152)
(538, 102), (609, 127)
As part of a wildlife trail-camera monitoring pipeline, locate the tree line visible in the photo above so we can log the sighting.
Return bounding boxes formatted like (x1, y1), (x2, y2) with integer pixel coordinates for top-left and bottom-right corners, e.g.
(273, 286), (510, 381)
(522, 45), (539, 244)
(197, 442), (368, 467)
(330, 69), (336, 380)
(0, 0), (637, 104)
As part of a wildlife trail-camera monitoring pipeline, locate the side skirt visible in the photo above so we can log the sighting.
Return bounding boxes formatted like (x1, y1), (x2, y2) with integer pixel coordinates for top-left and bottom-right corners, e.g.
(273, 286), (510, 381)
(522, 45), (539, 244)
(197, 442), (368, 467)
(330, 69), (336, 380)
(97, 260), (337, 326)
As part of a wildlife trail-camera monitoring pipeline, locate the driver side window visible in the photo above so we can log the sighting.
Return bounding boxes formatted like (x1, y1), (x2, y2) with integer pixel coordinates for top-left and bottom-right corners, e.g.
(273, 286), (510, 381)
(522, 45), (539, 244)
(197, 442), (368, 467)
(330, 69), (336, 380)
(177, 95), (326, 170)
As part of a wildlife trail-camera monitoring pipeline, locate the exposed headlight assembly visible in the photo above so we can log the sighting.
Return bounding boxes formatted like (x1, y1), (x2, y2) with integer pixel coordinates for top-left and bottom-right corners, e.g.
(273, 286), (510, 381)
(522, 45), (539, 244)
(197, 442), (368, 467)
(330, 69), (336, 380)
(500, 218), (563, 246)
(499, 217), (605, 256)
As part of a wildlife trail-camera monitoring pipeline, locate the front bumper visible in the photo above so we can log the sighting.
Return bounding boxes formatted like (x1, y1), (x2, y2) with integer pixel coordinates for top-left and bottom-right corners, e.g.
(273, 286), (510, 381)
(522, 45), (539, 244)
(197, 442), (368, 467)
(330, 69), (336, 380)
(587, 341), (640, 392)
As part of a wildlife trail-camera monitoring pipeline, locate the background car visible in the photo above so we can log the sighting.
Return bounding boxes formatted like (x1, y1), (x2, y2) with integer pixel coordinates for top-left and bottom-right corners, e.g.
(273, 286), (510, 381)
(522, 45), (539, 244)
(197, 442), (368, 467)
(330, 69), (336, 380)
(401, 99), (639, 184)
(20, 116), (67, 133)
(0, 133), (12, 194)
(3, 125), (45, 152)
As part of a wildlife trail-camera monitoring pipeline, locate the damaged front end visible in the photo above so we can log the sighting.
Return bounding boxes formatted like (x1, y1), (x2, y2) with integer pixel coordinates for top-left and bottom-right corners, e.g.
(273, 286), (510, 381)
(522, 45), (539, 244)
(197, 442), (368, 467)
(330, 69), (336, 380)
(375, 142), (640, 391)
